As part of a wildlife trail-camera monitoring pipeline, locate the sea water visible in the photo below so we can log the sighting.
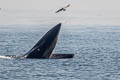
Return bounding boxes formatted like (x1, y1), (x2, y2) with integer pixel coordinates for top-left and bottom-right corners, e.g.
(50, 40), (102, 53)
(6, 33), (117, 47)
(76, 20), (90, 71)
(0, 24), (120, 80)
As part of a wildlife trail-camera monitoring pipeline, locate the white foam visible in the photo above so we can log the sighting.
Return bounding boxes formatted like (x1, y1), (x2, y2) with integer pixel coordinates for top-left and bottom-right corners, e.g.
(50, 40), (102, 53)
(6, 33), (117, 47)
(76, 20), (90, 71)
(0, 55), (12, 59)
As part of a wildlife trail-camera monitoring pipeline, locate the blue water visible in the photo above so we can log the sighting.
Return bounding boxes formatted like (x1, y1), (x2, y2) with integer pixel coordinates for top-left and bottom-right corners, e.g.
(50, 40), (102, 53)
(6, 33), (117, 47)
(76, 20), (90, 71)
(0, 24), (120, 80)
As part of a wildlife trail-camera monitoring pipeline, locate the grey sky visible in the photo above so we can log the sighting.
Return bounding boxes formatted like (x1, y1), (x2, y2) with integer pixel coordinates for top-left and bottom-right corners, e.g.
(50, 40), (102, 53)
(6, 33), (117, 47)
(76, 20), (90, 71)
(0, 0), (120, 25)
(0, 0), (120, 10)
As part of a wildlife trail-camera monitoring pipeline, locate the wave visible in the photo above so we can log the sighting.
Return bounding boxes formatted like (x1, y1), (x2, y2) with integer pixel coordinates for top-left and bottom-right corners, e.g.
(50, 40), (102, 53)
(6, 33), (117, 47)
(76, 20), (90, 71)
(0, 55), (13, 59)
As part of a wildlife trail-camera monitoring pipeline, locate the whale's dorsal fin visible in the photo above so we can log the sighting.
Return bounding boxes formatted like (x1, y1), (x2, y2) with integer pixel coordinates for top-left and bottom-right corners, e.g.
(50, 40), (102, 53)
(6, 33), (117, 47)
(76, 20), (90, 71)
(24, 23), (61, 59)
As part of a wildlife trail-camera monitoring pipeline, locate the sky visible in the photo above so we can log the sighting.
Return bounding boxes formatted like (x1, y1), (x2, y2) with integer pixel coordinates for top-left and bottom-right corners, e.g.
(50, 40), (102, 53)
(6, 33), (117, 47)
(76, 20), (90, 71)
(0, 0), (120, 10)
(0, 0), (120, 25)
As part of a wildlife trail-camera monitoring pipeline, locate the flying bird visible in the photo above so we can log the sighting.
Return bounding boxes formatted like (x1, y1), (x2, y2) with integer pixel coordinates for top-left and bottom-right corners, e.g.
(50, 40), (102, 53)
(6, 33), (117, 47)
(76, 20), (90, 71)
(55, 4), (70, 13)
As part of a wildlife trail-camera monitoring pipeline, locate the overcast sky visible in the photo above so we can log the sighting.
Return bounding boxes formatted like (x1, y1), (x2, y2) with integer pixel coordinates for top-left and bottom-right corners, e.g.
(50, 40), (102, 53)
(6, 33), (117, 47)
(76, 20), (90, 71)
(0, 0), (120, 11)
(0, 0), (120, 25)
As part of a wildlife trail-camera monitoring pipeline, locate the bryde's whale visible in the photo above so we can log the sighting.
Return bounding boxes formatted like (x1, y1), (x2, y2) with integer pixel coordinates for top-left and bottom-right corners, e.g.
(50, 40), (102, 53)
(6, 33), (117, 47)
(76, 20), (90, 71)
(2, 23), (74, 59)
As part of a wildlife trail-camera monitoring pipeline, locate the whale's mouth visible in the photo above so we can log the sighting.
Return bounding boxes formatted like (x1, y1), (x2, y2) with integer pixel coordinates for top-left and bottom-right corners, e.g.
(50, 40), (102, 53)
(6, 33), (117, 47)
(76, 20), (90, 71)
(24, 23), (60, 59)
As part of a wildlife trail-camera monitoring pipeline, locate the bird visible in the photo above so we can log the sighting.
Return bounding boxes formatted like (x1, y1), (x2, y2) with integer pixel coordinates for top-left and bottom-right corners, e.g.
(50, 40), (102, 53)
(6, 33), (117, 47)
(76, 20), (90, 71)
(55, 4), (70, 13)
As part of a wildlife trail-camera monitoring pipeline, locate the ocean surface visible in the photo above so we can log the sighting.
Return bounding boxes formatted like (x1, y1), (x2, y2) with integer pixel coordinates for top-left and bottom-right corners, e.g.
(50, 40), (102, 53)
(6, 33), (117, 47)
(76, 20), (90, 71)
(0, 24), (120, 80)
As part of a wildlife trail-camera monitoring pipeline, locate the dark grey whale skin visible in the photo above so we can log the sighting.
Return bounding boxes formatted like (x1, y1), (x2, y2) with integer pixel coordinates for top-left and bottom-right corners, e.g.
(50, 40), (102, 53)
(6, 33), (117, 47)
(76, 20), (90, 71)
(5, 23), (74, 59)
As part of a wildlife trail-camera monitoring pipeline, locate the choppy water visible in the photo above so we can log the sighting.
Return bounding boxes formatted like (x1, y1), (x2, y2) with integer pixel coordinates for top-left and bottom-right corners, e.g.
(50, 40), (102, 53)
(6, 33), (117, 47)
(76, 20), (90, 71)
(0, 24), (120, 80)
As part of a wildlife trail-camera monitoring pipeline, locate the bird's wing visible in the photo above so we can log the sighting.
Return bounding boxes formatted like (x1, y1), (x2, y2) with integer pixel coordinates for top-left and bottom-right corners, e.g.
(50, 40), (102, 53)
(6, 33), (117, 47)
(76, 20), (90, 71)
(55, 8), (63, 13)
(55, 9), (60, 13)
(64, 4), (70, 8)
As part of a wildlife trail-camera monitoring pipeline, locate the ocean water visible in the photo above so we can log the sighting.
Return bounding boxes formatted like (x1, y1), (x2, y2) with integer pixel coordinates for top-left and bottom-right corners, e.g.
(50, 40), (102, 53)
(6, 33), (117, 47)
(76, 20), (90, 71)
(0, 24), (120, 80)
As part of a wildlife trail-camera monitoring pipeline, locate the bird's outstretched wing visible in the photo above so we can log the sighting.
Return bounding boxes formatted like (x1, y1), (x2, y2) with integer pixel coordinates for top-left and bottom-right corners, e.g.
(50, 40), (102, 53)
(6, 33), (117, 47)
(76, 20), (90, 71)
(64, 4), (70, 8)
(55, 8), (65, 13)
(55, 8), (62, 13)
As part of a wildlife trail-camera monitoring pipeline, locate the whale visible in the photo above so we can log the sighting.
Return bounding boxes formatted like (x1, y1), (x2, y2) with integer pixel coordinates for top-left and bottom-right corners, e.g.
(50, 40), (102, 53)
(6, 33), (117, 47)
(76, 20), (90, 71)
(2, 23), (74, 59)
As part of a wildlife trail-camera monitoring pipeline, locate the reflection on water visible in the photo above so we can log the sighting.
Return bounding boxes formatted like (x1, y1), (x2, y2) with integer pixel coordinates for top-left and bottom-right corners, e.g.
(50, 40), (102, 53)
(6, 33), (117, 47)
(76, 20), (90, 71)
(0, 24), (120, 80)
